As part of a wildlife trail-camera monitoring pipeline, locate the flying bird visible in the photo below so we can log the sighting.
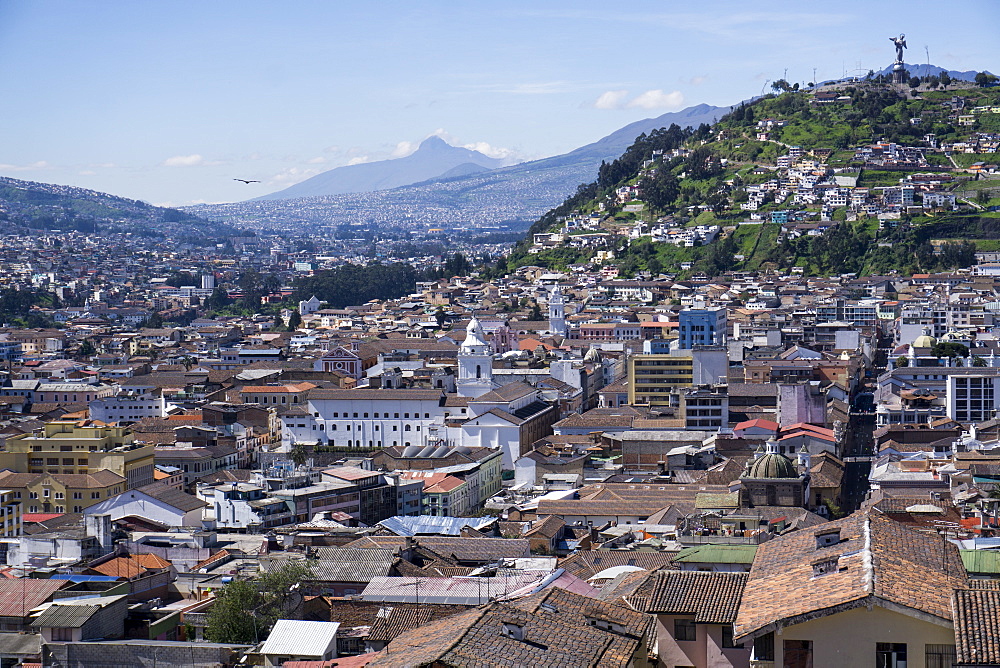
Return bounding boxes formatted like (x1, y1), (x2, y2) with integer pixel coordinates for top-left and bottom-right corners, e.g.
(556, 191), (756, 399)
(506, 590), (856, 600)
(233, 178), (260, 184)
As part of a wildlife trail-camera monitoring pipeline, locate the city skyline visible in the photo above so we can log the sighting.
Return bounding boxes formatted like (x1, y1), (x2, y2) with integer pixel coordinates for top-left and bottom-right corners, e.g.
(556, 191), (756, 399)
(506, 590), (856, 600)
(1, 0), (998, 206)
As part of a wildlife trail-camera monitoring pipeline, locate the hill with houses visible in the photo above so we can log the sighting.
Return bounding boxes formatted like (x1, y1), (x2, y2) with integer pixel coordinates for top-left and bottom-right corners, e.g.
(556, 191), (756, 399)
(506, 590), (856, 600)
(494, 74), (1000, 281)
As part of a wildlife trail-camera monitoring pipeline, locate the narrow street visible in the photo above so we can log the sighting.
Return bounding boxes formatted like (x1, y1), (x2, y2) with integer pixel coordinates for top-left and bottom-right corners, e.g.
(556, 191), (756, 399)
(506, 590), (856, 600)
(841, 408), (876, 513)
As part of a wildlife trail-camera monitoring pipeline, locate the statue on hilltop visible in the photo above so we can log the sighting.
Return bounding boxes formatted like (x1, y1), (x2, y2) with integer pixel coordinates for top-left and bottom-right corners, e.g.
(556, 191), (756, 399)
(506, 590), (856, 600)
(890, 34), (907, 64)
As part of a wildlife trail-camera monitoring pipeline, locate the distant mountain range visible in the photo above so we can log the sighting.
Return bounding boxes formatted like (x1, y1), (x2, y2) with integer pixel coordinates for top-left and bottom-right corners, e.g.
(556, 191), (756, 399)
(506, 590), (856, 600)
(872, 63), (989, 81)
(257, 136), (503, 200)
(189, 102), (729, 229)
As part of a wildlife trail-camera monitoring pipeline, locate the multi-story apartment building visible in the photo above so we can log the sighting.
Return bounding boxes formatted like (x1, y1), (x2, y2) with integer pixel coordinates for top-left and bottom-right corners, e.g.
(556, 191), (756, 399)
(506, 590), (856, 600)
(678, 307), (727, 349)
(0, 422), (154, 490)
(0, 470), (124, 515)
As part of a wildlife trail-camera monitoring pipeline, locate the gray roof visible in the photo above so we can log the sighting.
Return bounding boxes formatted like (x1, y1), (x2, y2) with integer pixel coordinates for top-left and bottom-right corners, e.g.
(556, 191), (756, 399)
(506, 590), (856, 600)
(258, 619), (340, 658)
(0, 632), (42, 655)
(32, 603), (102, 629)
(263, 549), (396, 584)
(378, 515), (496, 537)
(136, 482), (208, 512)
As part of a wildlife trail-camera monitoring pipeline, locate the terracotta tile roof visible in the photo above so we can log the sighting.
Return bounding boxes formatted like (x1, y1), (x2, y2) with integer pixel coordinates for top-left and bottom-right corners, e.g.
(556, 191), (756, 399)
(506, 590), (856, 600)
(953, 586), (1000, 665)
(734, 510), (967, 642)
(369, 587), (652, 668)
(132, 553), (172, 569)
(558, 552), (677, 580)
(88, 556), (146, 579)
(637, 570), (748, 623)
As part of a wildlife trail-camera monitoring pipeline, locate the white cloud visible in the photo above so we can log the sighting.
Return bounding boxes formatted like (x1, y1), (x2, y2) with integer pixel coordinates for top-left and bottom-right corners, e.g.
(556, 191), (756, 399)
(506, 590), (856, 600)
(593, 90), (629, 109)
(347, 156), (370, 166)
(306, 156), (327, 164)
(390, 141), (418, 158)
(0, 160), (50, 172)
(267, 166), (324, 186)
(164, 154), (204, 167)
(462, 141), (516, 161)
(627, 89), (685, 110)
(425, 129), (523, 164)
(688, 76), (707, 86)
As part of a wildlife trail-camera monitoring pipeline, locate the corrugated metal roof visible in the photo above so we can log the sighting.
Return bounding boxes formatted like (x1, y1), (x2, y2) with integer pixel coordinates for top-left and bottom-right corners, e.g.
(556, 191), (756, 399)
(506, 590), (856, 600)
(258, 619), (339, 658)
(31, 603), (101, 628)
(0, 579), (68, 617)
(360, 574), (546, 605)
(961, 549), (1000, 574)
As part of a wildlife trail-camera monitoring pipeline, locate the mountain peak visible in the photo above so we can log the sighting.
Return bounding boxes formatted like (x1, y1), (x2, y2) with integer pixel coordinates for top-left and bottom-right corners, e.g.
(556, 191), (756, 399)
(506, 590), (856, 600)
(418, 135), (451, 150)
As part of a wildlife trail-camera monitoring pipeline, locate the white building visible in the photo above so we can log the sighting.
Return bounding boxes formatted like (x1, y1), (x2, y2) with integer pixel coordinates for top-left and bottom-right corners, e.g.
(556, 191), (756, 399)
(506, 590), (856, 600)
(88, 392), (168, 423)
(456, 316), (496, 398)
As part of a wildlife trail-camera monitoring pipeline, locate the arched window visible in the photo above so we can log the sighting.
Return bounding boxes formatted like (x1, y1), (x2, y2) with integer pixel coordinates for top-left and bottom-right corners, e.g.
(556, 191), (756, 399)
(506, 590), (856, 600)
(404, 425), (411, 432)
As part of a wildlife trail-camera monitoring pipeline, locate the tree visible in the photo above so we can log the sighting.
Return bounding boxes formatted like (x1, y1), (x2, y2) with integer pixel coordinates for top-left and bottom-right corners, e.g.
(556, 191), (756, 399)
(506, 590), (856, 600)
(272, 313), (285, 331)
(939, 71), (951, 87)
(290, 444), (308, 467)
(896, 356), (909, 368)
(930, 342), (969, 359)
(77, 339), (95, 358)
(977, 189), (991, 207)
(287, 311), (302, 330)
(204, 286), (232, 312)
(204, 561), (313, 644)
(139, 312), (164, 329)
(204, 580), (261, 645)
(908, 76), (921, 89)
(975, 72), (999, 88)
(434, 307), (448, 329)
(639, 169), (680, 211)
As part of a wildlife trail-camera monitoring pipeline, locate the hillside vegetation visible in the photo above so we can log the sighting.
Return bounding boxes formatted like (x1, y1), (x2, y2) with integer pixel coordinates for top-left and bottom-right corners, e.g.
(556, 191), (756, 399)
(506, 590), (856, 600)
(0, 176), (238, 241)
(494, 77), (1000, 279)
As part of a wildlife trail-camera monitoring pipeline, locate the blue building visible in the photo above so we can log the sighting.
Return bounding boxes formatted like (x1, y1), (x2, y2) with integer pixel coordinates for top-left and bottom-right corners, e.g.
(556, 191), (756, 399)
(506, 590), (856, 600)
(678, 308), (727, 349)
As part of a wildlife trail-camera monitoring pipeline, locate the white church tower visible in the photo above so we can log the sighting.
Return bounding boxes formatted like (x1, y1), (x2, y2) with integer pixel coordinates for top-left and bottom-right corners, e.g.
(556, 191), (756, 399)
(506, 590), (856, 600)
(457, 315), (494, 398)
(549, 286), (567, 337)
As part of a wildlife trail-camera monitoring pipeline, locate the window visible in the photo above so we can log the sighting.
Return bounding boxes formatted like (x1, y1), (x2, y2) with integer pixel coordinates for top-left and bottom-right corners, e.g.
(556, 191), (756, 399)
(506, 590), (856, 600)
(51, 627), (73, 641)
(92, 492), (100, 499)
(753, 633), (774, 661)
(73, 506), (82, 513)
(877, 643), (907, 668)
(29, 492), (38, 499)
(674, 619), (697, 642)
(925, 644), (956, 668)
(784, 640), (812, 668)
(721, 625), (741, 649)
(73, 492), (82, 500)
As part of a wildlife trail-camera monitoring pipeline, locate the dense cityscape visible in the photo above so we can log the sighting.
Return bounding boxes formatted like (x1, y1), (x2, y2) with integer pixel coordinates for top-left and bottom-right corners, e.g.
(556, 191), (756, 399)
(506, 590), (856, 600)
(4, 12), (1000, 668)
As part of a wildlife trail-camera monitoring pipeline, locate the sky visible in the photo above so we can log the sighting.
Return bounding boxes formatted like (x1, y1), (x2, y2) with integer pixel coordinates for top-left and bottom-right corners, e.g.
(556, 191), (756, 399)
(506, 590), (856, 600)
(1, 1), (998, 207)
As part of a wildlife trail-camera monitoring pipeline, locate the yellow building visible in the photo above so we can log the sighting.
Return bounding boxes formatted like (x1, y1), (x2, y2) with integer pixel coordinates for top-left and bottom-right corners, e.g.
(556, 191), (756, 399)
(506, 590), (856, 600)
(0, 471), (125, 515)
(0, 490), (22, 537)
(735, 511), (964, 668)
(627, 353), (694, 407)
(0, 422), (154, 490)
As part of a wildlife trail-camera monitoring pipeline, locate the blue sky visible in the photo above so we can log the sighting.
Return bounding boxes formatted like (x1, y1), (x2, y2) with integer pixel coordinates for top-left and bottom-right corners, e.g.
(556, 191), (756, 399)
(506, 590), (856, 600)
(1, 1), (998, 206)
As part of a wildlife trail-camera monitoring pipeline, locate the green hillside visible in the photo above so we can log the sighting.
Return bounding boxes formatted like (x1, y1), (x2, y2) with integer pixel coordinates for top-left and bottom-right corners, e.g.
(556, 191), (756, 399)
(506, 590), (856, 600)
(493, 77), (1000, 279)
(0, 176), (239, 241)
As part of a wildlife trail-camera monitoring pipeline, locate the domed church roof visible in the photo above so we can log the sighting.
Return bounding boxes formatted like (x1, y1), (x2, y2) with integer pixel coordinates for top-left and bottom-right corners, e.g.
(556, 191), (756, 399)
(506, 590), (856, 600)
(744, 441), (799, 479)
